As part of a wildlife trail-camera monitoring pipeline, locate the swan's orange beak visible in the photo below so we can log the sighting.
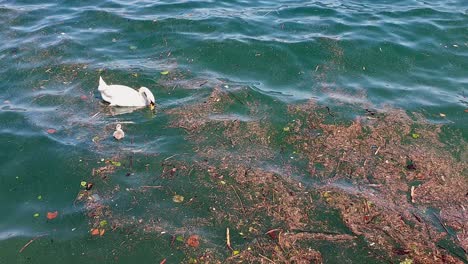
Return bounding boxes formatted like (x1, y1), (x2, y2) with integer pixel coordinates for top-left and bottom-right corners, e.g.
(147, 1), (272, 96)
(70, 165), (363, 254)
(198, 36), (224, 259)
(150, 102), (155, 111)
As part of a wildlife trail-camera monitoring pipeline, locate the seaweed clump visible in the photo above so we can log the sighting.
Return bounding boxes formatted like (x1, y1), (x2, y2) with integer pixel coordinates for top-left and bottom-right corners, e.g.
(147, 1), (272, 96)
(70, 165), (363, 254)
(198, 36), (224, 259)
(75, 81), (467, 263)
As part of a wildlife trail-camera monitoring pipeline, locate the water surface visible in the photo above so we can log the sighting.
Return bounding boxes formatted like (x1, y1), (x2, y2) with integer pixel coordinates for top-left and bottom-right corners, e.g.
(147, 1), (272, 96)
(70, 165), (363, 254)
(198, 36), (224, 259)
(1, 0), (467, 263)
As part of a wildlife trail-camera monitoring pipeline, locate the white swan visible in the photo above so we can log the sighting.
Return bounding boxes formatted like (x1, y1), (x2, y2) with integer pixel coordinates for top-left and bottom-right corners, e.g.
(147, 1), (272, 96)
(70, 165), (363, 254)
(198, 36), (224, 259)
(98, 76), (155, 110)
(113, 124), (125, 140)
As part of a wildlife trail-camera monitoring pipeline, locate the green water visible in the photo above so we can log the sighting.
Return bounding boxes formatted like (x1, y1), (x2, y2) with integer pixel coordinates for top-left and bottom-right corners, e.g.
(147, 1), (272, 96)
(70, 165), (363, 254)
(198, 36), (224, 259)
(1, 1), (467, 263)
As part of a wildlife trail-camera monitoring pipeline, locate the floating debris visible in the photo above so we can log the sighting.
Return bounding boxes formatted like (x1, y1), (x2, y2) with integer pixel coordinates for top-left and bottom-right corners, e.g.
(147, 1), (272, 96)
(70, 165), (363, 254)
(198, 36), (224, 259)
(46, 211), (58, 220)
(172, 194), (184, 203)
(186, 235), (200, 248)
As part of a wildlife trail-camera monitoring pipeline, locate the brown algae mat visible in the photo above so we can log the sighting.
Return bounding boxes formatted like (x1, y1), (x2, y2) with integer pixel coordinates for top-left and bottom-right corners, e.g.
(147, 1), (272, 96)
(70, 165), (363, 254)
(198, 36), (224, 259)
(76, 83), (467, 263)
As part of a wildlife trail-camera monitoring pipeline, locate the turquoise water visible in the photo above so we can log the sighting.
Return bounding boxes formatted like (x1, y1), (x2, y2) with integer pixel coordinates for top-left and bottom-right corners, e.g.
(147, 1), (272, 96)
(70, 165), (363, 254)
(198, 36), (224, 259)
(1, 1), (467, 263)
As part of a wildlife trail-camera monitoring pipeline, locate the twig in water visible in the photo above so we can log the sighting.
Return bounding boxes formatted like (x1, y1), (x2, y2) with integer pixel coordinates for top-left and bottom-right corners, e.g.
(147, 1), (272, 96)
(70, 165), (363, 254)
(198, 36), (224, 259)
(90, 112), (100, 119)
(164, 154), (179, 161)
(170, 235), (176, 247)
(259, 254), (275, 263)
(230, 186), (246, 214)
(412, 212), (422, 223)
(326, 106), (334, 117)
(374, 146), (381, 155)
(226, 227), (233, 251)
(19, 234), (46, 253)
(141, 185), (163, 189)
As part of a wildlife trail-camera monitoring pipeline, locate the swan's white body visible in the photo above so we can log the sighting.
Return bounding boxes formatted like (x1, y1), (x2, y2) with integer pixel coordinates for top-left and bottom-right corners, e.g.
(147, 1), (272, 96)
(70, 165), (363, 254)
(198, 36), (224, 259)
(98, 76), (155, 107)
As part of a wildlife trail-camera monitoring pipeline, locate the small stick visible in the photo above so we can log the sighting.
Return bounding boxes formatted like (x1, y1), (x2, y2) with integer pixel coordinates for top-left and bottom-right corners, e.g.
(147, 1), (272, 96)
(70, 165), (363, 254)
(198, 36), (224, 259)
(19, 234), (46, 253)
(374, 146), (381, 155)
(164, 154), (178, 161)
(141, 185), (163, 189)
(412, 212), (422, 223)
(259, 254), (275, 263)
(170, 235), (176, 247)
(226, 227), (233, 251)
(265, 228), (281, 236)
(325, 106), (334, 117)
(230, 186), (246, 214)
(90, 112), (100, 119)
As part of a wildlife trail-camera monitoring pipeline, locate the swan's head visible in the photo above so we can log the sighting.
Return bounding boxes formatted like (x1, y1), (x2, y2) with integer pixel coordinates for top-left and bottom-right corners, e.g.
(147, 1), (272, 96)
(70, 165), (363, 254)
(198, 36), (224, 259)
(139, 87), (155, 110)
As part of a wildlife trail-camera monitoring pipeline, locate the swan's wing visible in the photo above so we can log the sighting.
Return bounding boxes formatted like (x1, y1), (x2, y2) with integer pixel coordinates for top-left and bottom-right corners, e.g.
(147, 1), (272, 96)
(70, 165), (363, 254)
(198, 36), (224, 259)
(102, 85), (146, 106)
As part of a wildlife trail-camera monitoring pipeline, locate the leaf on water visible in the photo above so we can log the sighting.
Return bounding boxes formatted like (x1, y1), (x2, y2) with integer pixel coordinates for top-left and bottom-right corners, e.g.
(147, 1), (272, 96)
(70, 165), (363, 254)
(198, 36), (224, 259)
(176, 235), (184, 242)
(33, 213), (39, 218)
(266, 229), (280, 240)
(46, 128), (56, 134)
(86, 182), (93, 191)
(100, 220), (108, 227)
(99, 229), (105, 236)
(80, 95), (88, 100)
(80, 181), (87, 187)
(399, 258), (413, 264)
(37, 195), (42, 200)
(411, 133), (420, 139)
(110, 161), (121, 166)
(283, 126), (290, 132)
(233, 250), (240, 256)
(173, 194), (184, 203)
(46, 211), (58, 220)
(186, 235), (200, 248)
(439, 113), (446, 117)
(465, 109), (468, 113)
(160, 71), (169, 75)
(91, 229), (100, 236)
(129, 45), (137, 50)
(92, 136), (99, 143)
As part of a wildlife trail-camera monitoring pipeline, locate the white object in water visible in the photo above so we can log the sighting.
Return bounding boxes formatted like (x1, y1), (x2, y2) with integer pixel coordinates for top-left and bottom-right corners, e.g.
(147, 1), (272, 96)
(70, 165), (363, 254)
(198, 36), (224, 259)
(98, 76), (155, 109)
(113, 124), (125, 140)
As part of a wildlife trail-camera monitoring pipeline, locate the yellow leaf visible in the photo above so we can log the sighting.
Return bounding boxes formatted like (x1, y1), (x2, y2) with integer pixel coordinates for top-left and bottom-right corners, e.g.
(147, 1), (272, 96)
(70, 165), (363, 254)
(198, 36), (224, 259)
(400, 258), (413, 264)
(173, 194), (184, 203)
